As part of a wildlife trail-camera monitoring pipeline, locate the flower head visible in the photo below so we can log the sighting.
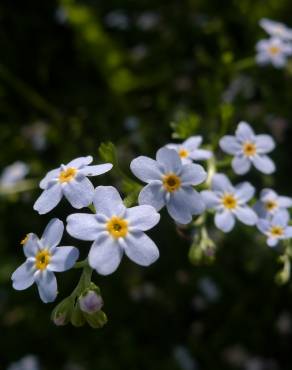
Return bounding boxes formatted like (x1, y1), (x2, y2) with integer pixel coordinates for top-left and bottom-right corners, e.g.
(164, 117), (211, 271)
(0, 161), (29, 187)
(254, 188), (292, 219)
(259, 18), (292, 40)
(165, 136), (212, 164)
(66, 186), (160, 275)
(130, 147), (207, 224)
(219, 121), (276, 175)
(201, 174), (258, 232)
(255, 37), (292, 68)
(12, 219), (79, 303)
(33, 156), (112, 214)
(257, 211), (292, 247)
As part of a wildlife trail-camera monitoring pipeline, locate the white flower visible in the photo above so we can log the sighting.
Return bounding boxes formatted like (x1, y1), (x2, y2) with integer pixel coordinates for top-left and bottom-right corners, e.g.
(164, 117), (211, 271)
(259, 18), (292, 40)
(33, 156), (112, 214)
(219, 121), (276, 175)
(256, 37), (292, 68)
(257, 211), (292, 247)
(130, 147), (207, 224)
(0, 161), (29, 187)
(12, 219), (79, 303)
(254, 188), (292, 219)
(165, 136), (212, 164)
(201, 174), (258, 232)
(66, 186), (160, 275)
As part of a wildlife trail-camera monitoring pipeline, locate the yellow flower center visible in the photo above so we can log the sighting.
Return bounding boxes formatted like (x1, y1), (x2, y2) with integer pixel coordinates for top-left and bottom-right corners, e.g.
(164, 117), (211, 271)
(243, 142), (257, 157)
(35, 249), (51, 270)
(221, 193), (237, 210)
(265, 200), (278, 212)
(178, 148), (189, 159)
(106, 216), (128, 239)
(269, 46), (281, 55)
(162, 173), (181, 192)
(269, 226), (284, 238)
(20, 234), (30, 246)
(58, 167), (77, 183)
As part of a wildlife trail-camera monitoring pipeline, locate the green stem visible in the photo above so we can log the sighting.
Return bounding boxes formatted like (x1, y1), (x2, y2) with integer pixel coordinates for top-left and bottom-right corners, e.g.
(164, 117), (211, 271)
(233, 57), (256, 72)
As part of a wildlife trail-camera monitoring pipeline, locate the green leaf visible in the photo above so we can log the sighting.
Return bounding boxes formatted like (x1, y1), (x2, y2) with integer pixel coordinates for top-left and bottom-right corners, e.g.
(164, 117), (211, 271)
(170, 112), (201, 139)
(98, 141), (118, 166)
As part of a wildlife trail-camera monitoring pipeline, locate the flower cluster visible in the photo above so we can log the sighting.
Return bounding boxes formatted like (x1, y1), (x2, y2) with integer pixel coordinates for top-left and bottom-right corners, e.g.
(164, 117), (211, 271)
(256, 19), (292, 68)
(12, 118), (292, 327)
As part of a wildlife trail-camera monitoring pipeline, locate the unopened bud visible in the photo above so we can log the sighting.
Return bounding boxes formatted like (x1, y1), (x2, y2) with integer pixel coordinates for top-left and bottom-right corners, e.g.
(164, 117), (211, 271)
(79, 290), (103, 314)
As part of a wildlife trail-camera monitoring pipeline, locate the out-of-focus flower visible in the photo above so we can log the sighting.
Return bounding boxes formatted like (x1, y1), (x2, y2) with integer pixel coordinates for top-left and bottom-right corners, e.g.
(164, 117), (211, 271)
(202, 174), (257, 232)
(79, 290), (103, 314)
(254, 189), (292, 219)
(255, 37), (292, 68)
(33, 156), (112, 214)
(104, 10), (130, 30)
(0, 161), (29, 187)
(220, 121), (276, 175)
(173, 345), (198, 370)
(130, 148), (206, 224)
(260, 18), (292, 40)
(136, 12), (160, 30)
(66, 186), (160, 275)
(257, 211), (292, 247)
(12, 219), (79, 303)
(7, 355), (40, 370)
(22, 121), (48, 151)
(165, 136), (212, 164)
(197, 277), (220, 302)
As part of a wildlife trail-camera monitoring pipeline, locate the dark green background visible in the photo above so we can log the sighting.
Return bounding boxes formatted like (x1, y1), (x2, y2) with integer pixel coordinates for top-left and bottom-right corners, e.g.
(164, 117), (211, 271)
(1, 0), (292, 369)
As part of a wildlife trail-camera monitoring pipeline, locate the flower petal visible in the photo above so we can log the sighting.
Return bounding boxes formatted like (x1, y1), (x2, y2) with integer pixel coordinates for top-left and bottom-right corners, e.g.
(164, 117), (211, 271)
(180, 163), (207, 186)
(183, 136), (202, 150)
(272, 211), (289, 227)
(12, 261), (35, 290)
(66, 156), (93, 168)
(201, 190), (220, 208)
(255, 134), (275, 154)
(126, 205), (160, 231)
(79, 163), (113, 177)
(63, 177), (94, 209)
(23, 234), (39, 258)
(35, 270), (58, 303)
(285, 226), (292, 238)
(252, 155), (275, 174)
(88, 237), (123, 275)
(130, 156), (162, 182)
(93, 186), (126, 217)
(49, 246), (79, 272)
(39, 168), (60, 189)
(212, 174), (233, 192)
(234, 206), (258, 225)
(219, 136), (241, 155)
(138, 182), (165, 211)
(215, 211), (235, 232)
(267, 237), (279, 247)
(235, 182), (255, 203)
(33, 184), (63, 215)
(41, 218), (64, 249)
(235, 121), (255, 142)
(257, 219), (270, 234)
(189, 149), (213, 161)
(232, 156), (251, 175)
(66, 213), (101, 241)
(278, 196), (292, 208)
(123, 232), (159, 266)
(156, 147), (182, 173)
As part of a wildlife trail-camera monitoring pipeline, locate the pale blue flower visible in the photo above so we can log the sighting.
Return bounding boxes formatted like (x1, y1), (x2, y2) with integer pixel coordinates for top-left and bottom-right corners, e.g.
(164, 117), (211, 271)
(260, 18), (292, 40)
(12, 219), (79, 303)
(33, 156), (112, 214)
(79, 290), (103, 313)
(256, 37), (292, 68)
(201, 174), (258, 232)
(130, 147), (207, 224)
(7, 355), (40, 370)
(220, 121), (276, 175)
(257, 211), (292, 247)
(67, 186), (160, 275)
(166, 136), (212, 164)
(254, 188), (292, 219)
(0, 161), (29, 187)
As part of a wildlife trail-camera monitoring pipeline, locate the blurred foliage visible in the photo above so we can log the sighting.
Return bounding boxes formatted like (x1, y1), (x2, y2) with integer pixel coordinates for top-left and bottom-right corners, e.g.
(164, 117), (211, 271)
(2, 0), (292, 369)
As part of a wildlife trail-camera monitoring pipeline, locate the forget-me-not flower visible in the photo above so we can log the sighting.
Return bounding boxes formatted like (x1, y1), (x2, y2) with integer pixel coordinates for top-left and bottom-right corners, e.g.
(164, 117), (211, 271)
(130, 147), (207, 224)
(165, 136), (212, 164)
(66, 186), (160, 275)
(220, 121), (276, 175)
(12, 218), (79, 303)
(256, 37), (292, 68)
(34, 156), (112, 214)
(201, 174), (258, 232)
(254, 188), (292, 219)
(0, 161), (29, 187)
(257, 211), (292, 247)
(259, 18), (292, 41)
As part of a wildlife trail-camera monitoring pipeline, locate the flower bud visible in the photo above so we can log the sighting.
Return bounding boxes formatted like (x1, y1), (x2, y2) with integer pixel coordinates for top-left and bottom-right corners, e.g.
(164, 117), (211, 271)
(51, 297), (73, 326)
(79, 290), (103, 314)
